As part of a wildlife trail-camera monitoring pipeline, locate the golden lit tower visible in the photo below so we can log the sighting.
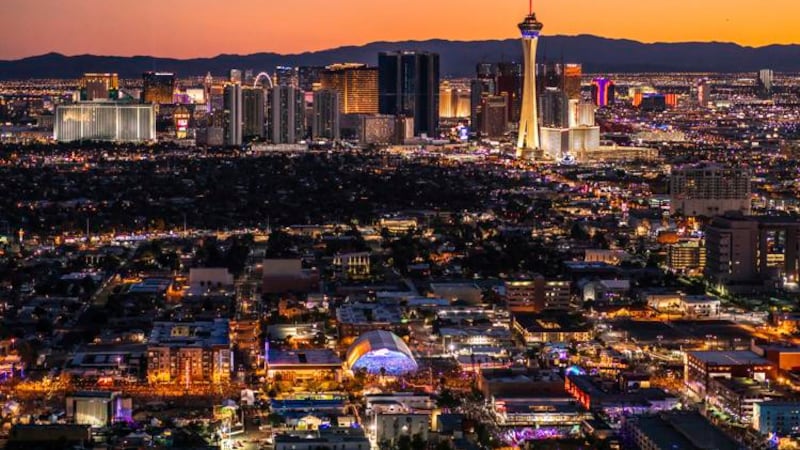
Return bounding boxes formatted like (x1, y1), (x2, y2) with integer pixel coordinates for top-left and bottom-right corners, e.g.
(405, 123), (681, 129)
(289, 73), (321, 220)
(516, 1), (544, 158)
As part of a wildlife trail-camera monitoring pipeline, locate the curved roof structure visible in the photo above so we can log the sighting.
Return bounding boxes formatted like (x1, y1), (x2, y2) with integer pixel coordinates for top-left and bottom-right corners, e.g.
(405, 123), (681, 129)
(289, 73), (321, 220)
(346, 330), (418, 375)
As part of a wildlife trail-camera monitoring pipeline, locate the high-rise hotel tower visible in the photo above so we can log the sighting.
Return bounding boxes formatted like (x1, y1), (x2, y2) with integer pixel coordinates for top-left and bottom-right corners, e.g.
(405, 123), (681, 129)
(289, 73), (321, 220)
(516, 3), (544, 158)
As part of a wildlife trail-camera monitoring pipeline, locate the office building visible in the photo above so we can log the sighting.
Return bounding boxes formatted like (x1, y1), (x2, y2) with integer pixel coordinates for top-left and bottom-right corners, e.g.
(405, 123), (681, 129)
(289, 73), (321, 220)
(505, 277), (572, 313)
(142, 72), (175, 104)
(269, 85), (305, 144)
(670, 163), (752, 217)
(55, 103), (156, 142)
(147, 319), (233, 384)
(319, 63), (378, 114)
(753, 401), (800, 436)
(705, 215), (800, 287)
(516, 7), (544, 157)
(667, 239), (706, 275)
(223, 83), (243, 146)
(591, 78), (615, 107)
(242, 86), (266, 138)
(378, 51), (440, 136)
(80, 73), (119, 101)
(312, 89), (340, 140)
(479, 95), (508, 138)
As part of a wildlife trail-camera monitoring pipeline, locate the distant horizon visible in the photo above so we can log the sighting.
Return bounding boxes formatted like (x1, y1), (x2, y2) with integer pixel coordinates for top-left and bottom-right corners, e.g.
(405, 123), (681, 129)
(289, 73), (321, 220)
(3, 34), (800, 62)
(2, 0), (800, 60)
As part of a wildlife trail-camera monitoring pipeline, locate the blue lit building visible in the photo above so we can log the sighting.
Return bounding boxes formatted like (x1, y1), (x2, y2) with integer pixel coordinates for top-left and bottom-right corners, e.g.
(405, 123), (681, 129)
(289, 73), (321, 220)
(346, 330), (417, 375)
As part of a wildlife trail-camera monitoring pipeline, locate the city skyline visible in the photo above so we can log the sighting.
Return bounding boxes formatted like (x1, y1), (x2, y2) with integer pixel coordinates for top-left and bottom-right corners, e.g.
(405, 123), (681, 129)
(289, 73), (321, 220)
(2, 0), (800, 60)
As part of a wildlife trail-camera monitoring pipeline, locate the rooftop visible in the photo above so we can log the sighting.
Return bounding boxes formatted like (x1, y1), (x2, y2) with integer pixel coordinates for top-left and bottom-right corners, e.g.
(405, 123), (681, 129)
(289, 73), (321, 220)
(687, 350), (770, 366)
(268, 349), (342, 368)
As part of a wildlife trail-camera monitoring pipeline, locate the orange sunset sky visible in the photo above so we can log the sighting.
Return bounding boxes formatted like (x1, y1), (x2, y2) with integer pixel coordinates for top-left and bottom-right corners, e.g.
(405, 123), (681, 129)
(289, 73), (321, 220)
(2, 0), (798, 60)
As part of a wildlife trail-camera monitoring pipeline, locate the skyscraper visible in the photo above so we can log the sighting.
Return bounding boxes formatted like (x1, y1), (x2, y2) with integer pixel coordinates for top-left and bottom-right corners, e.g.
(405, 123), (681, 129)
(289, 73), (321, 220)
(564, 64), (583, 100)
(298, 66), (325, 92)
(269, 85), (305, 144)
(516, 7), (544, 157)
(275, 66), (299, 88)
(591, 78), (615, 107)
(229, 69), (243, 84)
(312, 89), (341, 141)
(697, 79), (710, 107)
(757, 69), (774, 98)
(538, 88), (569, 128)
(80, 73), (119, 101)
(223, 84), (243, 146)
(242, 87), (266, 138)
(496, 62), (522, 123)
(142, 72), (175, 104)
(378, 51), (440, 137)
(479, 95), (508, 138)
(319, 64), (379, 114)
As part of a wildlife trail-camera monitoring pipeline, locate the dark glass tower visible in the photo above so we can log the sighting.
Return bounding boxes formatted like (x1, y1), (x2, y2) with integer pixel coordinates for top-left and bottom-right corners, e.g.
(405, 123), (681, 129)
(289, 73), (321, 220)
(378, 51), (440, 137)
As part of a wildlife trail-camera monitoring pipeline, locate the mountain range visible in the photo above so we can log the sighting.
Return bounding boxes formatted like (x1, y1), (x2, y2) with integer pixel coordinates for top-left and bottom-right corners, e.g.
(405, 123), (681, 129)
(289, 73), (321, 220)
(2, 35), (800, 80)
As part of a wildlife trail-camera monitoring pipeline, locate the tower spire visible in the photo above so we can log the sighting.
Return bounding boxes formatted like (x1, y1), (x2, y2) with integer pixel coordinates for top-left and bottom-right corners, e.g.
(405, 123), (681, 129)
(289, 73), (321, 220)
(529, 0), (533, 15)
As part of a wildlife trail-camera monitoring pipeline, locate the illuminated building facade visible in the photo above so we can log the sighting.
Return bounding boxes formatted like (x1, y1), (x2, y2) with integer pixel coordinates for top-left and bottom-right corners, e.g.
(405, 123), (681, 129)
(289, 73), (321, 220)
(66, 391), (132, 428)
(505, 278), (572, 313)
(670, 163), (752, 217)
(378, 51), (440, 136)
(359, 114), (397, 145)
(319, 63), (378, 114)
(685, 351), (773, 397)
(80, 73), (119, 101)
(667, 239), (706, 275)
(173, 105), (191, 139)
(345, 330), (417, 375)
(54, 103), (156, 142)
(146, 320), (232, 384)
(697, 79), (710, 107)
(275, 66), (299, 88)
(591, 78), (615, 107)
(142, 72), (175, 104)
(516, 8), (544, 157)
